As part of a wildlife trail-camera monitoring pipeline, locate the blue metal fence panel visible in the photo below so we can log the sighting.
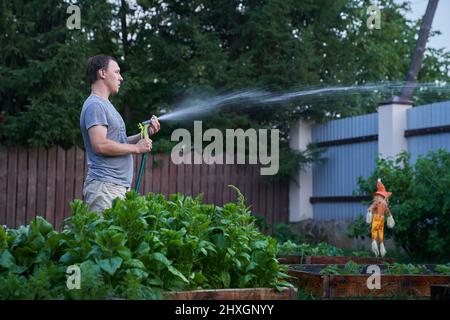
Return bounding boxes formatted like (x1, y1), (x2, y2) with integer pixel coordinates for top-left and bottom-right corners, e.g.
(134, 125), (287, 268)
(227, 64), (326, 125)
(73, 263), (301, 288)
(407, 101), (450, 163)
(408, 133), (450, 163)
(312, 113), (378, 143)
(310, 113), (378, 220)
(407, 101), (450, 130)
(312, 141), (378, 197)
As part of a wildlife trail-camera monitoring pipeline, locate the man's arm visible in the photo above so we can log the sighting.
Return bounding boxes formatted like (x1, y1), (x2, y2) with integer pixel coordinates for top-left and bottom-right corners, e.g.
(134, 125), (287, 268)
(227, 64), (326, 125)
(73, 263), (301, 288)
(127, 133), (141, 144)
(89, 125), (151, 156)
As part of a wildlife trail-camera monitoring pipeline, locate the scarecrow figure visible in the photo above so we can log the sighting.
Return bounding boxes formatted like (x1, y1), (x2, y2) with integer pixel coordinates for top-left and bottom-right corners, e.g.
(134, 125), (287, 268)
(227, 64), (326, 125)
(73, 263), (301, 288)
(366, 179), (395, 257)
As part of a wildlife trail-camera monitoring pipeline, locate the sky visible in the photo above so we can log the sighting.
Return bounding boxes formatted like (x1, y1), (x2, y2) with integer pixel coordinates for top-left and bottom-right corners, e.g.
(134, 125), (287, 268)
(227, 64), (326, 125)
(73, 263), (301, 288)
(398, 0), (450, 51)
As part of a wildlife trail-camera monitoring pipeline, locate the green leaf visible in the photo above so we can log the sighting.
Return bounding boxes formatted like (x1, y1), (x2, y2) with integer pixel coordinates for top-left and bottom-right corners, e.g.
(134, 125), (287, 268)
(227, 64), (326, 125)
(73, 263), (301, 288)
(220, 271), (231, 287)
(0, 250), (16, 269)
(0, 226), (8, 251)
(117, 246), (132, 260)
(28, 233), (45, 250)
(436, 264), (450, 275)
(126, 268), (148, 280)
(126, 259), (146, 270)
(98, 257), (123, 276)
(150, 252), (171, 267)
(147, 277), (164, 287)
(59, 252), (77, 265)
(251, 240), (267, 250)
(238, 274), (255, 287)
(135, 242), (150, 256)
(168, 265), (189, 283)
(32, 216), (53, 235)
(226, 248), (235, 257)
(80, 260), (101, 275)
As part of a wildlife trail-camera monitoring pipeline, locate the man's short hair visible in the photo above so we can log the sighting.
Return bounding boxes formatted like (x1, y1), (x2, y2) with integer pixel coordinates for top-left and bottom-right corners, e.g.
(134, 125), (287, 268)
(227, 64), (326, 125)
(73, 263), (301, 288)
(86, 55), (117, 85)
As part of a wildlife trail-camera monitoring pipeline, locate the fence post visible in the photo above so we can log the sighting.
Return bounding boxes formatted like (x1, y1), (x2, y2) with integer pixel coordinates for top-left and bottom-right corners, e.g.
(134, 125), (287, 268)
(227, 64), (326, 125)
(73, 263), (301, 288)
(289, 119), (314, 222)
(377, 96), (412, 158)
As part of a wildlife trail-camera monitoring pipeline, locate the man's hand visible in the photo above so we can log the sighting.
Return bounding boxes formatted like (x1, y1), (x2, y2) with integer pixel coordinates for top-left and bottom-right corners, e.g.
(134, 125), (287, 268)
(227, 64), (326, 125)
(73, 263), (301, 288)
(135, 138), (152, 154)
(149, 116), (161, 136)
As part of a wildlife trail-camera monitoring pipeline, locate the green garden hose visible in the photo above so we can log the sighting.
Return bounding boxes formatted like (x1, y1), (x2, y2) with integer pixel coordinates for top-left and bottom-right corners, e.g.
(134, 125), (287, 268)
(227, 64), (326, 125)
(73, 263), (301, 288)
(134, 116), (156, 192)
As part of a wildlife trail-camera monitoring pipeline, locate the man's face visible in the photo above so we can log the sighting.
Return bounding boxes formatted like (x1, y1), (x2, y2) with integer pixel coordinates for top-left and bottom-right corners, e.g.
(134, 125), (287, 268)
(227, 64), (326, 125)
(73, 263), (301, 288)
(101, 60), (123, 95)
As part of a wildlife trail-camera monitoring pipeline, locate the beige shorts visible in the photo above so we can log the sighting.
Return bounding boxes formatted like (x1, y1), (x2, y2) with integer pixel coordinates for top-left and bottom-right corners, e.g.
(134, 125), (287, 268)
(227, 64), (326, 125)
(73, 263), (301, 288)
(82, 177), (130, 214)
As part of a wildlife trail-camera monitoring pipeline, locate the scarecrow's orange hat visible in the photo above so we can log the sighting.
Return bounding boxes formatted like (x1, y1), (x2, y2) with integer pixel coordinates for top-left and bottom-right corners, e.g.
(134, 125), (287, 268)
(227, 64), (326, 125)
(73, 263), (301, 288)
(374, 179), (392, 198)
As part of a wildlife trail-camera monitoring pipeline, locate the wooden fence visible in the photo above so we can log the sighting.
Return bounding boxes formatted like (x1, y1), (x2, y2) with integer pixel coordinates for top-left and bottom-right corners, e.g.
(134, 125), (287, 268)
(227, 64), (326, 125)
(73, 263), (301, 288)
(0, 146), (289, 230)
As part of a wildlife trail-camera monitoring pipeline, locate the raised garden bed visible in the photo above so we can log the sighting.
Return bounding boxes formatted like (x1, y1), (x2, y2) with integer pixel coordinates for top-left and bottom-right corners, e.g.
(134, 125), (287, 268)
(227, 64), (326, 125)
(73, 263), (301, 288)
(288, 264), (450, 299)
(431, 284), (450, 300)
(277, 255), (303, 264)
(276, 241), (395, 265)
(165, 287), (298, 300)
(277, 255), (395, 265)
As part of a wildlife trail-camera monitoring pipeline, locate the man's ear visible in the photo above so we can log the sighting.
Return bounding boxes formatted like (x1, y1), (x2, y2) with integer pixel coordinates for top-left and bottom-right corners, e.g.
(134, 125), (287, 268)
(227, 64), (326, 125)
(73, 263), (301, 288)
(97, 68), (106, 80)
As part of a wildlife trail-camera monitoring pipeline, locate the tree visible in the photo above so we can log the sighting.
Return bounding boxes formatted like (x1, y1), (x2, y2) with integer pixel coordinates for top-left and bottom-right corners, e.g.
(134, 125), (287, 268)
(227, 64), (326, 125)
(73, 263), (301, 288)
(0, 0), (113, 147)
(1, 0), (449, 175)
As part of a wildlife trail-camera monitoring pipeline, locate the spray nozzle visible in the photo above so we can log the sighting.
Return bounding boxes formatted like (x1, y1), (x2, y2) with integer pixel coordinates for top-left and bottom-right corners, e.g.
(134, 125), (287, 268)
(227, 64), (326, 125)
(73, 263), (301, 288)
(139, 115), (158, 139)
(141, 115), (158, 125)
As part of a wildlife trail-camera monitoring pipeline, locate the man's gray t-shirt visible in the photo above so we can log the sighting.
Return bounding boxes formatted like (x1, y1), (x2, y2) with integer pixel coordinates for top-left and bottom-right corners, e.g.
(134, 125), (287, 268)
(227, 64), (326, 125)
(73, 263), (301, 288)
(80, 95), (133, 188)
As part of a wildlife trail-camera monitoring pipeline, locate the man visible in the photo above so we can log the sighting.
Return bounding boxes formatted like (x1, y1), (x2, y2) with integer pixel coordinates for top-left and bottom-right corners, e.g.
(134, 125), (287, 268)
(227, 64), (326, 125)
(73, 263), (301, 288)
(80, 54), (160, 213)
